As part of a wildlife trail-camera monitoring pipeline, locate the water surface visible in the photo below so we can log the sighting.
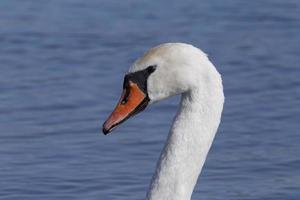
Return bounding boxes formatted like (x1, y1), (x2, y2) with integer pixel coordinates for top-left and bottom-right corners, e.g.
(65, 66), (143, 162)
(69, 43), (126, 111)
(0, 0), (300, 199)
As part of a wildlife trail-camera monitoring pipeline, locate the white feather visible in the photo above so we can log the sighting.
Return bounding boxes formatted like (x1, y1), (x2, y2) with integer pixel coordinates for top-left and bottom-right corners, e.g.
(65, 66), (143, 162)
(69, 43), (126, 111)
(130, 43), (224, 200)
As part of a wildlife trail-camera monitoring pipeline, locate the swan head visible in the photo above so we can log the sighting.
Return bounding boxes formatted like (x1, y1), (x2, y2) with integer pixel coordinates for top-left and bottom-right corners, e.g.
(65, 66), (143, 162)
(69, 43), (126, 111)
(103, 43), (220, 134)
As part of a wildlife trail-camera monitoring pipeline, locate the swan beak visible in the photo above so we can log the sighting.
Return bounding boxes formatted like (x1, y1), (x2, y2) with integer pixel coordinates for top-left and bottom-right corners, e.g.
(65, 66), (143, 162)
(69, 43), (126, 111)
(102, 81), (149, 135)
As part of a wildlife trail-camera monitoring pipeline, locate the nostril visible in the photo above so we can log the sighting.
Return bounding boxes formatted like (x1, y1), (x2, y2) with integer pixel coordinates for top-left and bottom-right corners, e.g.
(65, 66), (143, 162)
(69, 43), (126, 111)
(121, 88), (130, 105)
(121, 95), (129, 104)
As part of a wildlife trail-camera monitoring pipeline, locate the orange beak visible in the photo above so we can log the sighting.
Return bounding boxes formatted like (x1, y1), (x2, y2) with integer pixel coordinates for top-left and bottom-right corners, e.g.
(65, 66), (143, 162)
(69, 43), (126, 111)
(102, 81), (149, 135)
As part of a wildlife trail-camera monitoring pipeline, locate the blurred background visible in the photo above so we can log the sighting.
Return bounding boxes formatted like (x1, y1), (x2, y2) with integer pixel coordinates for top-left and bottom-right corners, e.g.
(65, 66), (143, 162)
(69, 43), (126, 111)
(0, 0), (299, 199)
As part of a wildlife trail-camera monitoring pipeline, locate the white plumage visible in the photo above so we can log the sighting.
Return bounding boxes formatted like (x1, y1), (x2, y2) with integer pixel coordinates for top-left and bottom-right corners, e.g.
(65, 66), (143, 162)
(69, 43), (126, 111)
(129, 43), (224, 200)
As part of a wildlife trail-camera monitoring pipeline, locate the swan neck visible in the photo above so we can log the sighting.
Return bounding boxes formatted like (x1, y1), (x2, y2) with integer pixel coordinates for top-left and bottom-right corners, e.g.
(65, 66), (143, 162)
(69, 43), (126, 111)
(146, 86), (223, 200)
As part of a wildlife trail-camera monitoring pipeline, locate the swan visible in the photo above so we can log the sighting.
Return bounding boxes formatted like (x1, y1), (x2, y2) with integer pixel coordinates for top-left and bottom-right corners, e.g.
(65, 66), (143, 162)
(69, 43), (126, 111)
(102, 43), (224, 200)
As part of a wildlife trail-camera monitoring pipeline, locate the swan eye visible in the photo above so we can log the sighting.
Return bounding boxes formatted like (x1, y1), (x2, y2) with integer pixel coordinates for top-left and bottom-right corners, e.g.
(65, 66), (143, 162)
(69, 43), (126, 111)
(146, 65), (157, 74)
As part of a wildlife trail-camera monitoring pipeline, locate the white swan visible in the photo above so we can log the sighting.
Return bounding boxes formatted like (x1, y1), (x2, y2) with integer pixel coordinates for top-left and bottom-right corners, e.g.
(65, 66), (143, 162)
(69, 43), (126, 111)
(103, 43), (224, 200)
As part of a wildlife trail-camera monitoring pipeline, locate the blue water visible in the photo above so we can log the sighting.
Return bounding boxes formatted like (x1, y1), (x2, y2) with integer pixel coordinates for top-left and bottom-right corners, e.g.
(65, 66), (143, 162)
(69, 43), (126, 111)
(0, 0), (300, 199)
